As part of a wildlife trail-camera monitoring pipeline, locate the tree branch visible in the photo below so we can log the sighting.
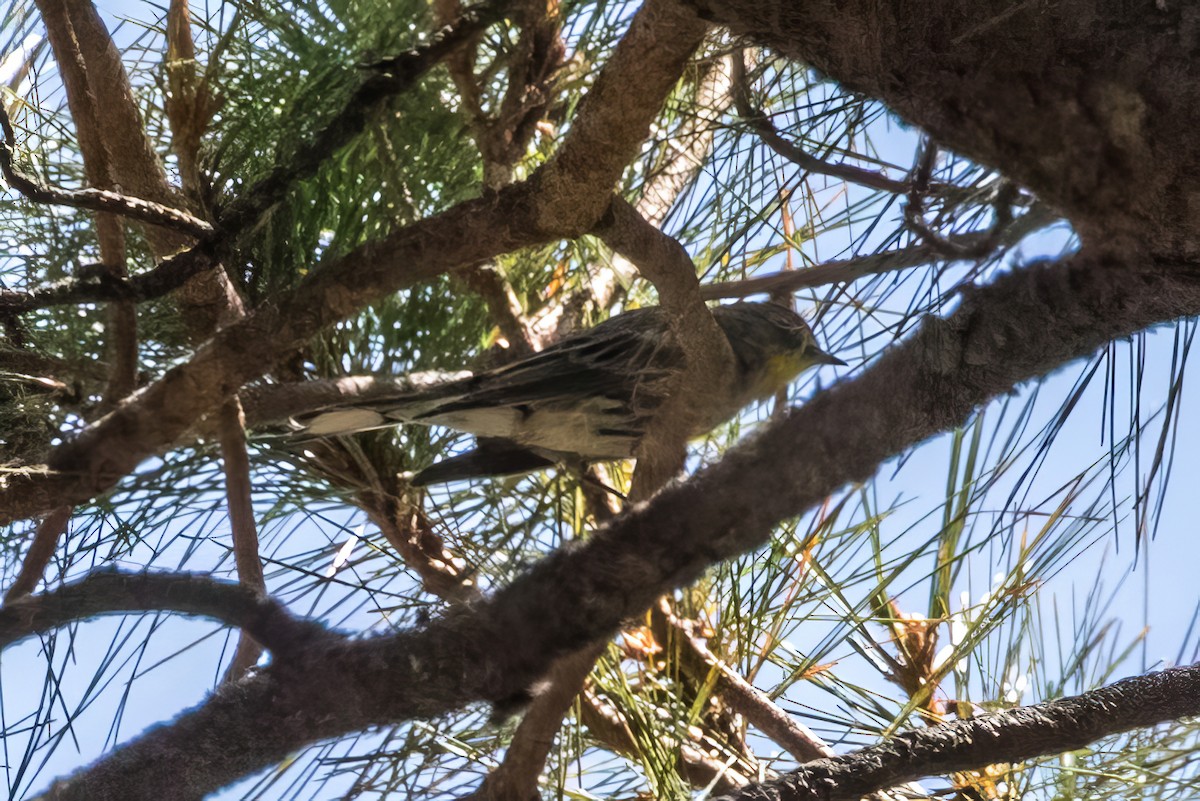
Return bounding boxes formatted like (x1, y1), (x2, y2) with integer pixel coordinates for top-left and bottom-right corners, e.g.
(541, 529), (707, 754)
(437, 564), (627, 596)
(729, 49), (911, 194)
(715, 663), (1200, 801)
(0, 570), (331, 658)
(699, 204), (1054, 300)
(464, 9), (712, 796)
(593, 196), (733, 497)
(0, 109), (212, 236)
(2, 506), (71, 603)
(216, 398), (266, 678)
(658, 601), (835, 764)
(0, 242), (219, 314)
(360, 491), (481, 604)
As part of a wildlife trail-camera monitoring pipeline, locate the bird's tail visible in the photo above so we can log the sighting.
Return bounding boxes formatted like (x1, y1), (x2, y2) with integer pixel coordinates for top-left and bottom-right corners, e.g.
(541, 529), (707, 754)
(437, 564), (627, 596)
(411, 439), (556, 486)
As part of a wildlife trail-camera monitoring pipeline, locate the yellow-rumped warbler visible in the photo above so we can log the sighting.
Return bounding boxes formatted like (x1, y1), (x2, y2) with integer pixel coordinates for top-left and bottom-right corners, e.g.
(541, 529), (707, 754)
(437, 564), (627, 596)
(297, 301), (843, 484)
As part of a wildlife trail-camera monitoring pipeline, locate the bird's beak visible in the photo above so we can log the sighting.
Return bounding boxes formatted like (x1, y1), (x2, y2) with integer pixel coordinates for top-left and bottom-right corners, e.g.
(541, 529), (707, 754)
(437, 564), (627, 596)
(814, 349), (847, 367)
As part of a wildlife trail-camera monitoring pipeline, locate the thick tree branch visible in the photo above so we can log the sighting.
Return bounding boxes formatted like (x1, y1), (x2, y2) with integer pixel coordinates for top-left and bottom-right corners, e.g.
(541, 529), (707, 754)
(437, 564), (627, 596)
(716, 663), (1200, 801)
(529, 0), (706, 234)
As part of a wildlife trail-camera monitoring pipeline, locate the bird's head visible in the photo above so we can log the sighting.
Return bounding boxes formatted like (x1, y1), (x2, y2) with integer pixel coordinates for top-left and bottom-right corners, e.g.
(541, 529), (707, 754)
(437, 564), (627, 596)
(713, 302), (845, 400)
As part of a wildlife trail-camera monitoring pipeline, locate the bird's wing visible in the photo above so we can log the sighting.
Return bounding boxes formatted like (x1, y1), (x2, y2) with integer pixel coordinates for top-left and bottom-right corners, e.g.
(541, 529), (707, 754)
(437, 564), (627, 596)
(416, 308), (680, 418)
(295, 309), (683, 442)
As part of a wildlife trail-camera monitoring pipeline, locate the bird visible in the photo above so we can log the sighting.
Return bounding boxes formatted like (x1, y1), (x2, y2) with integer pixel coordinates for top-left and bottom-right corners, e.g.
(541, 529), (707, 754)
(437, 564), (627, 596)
(294, 301), (844, 485)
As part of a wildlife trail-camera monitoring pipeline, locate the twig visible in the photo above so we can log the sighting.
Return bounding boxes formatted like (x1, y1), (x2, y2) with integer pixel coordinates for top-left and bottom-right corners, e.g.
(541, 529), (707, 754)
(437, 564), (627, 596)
(2, 506), (71, 603)
(699, 204), (1053, 300)
(660, 601), (835, 763)
(360, 491), (481, 604)
(216, 2), (507, 235)
(0, 240), (219, 313)
(457, 264), (542, 356)
(217, 398), (266, 678)
(902, 140), (1020, 260)
(730, 50), (911, 194)
(0, 107), (213, 237)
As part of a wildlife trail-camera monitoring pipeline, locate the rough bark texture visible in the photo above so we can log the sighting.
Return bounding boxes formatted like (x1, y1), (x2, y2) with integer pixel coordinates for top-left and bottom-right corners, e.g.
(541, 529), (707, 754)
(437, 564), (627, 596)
(715, 663), (1200, 801)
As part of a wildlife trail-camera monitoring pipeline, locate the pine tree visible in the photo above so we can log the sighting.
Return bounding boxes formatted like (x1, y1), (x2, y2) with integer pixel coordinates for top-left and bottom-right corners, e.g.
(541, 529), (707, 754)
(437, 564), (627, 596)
(1, 0), (1199, 798)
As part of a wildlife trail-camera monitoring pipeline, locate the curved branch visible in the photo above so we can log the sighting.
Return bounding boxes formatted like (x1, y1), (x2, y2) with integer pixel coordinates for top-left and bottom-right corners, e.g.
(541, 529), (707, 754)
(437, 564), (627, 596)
(594, 196), (734, 496)
(0, 569), (332, 657)
(729, 49), (911, 194)
(0, 108), (212, 236)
